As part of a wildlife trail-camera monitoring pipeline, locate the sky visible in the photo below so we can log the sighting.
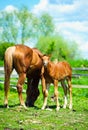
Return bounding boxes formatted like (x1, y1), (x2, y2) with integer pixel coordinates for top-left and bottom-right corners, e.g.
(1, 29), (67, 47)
(0, 0), (88, 59)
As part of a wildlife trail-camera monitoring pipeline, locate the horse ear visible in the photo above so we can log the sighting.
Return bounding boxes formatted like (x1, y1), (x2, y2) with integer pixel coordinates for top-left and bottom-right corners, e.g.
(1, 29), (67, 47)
(48, 54), (51, 58)
(42, 54), (47, 57)
(42, 54), (51, 58)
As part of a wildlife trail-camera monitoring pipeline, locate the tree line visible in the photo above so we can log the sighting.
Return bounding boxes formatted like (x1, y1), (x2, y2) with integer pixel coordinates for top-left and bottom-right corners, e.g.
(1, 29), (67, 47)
(0, 6), (79, 61)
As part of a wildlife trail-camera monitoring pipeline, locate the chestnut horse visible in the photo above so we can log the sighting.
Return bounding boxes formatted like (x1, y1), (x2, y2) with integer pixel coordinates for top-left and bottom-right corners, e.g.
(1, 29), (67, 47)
(41, 55), (72, 111)
(4, 44), (43, 108)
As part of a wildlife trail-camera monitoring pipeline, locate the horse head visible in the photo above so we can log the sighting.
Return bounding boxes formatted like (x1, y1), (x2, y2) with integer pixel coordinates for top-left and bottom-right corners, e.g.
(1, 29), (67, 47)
(42, 55), (51, 67)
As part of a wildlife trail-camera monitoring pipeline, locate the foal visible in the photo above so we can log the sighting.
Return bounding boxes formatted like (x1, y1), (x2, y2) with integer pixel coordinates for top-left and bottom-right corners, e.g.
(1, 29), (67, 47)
(41, 55), (72, 111)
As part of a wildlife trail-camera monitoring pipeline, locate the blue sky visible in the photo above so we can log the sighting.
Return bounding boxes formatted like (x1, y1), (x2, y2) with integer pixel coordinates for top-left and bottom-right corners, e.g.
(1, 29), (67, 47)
(0, 0), (88, 59)
(0, 0), (39, 10)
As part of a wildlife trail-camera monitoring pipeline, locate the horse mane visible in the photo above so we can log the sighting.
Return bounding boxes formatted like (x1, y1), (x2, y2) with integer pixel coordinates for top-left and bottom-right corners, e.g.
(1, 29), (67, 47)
(32, 48), (43, 57)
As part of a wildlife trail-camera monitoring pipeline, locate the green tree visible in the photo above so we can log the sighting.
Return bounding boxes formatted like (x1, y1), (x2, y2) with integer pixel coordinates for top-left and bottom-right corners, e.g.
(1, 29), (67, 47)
(0, 42), (15, 60)
(0, 10), (18, 43)
(38, 13), (55, 37)
(16, 6), (33, 44)
(0, 6), (39, 44)
(36, 36), (79, 61)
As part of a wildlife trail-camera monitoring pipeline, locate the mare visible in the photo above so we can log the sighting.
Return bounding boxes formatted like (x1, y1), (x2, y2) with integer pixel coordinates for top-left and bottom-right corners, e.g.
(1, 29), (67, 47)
(41, 55), (72, 111)
(4, 44), (43, 108)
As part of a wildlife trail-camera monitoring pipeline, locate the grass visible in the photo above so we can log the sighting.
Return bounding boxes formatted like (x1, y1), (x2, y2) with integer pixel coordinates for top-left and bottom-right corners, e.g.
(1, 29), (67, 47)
(0, 83), (88, 130)
(0, 60), (4, 66)
(72, 76), (88, 85)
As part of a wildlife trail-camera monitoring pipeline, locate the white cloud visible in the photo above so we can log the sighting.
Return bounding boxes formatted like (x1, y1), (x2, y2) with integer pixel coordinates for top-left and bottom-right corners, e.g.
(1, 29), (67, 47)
(49, 2), (77, 14)
(32, 0), (88, 58)
(80, 42), (88, 51)
(4, 5), (18, 13)
(32, 0), (49, 14)
(56, 21), (88, 33)
(56, 21), (88, 46)
(32, 0), (88, 22)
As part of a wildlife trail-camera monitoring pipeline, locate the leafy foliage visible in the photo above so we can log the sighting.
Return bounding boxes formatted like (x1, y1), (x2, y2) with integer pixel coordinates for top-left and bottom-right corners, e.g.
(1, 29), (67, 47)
(0, 10), (18, 43)
(38, 12), (55, 36)
(69, 59), (88, 67)
(0, 42), (15, 60)
(36, 35), (79, 61)
(16, 6), (38, 44)
(0, 7), (55, 45)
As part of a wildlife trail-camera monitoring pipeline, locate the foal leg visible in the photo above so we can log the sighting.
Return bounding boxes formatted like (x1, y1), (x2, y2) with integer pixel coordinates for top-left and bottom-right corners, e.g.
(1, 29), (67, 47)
(54, 80), (60, 111)
(61, 80), (68, 109)
(67, 78), (72, 109)
(17, 73), (26, 107)
(41, 77), (48, 110)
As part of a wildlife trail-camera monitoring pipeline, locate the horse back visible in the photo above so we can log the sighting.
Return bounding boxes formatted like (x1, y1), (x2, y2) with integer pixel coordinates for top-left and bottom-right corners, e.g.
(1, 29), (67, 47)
(44, 61), (72, 81)
(56, 61), (72, 78)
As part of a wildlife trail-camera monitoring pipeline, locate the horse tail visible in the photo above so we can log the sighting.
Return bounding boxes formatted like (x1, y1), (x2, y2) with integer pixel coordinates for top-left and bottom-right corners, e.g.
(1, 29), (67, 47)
(4, 46), (16, 74)
(4, 46), (16, 107)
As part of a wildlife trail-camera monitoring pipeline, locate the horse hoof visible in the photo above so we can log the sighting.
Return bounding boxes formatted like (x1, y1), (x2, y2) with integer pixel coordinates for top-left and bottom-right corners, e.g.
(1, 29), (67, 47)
(69, 106), (72, 110)
(24, 105), (28, 110)
(46, 108), (52, 111)
(69, 104), (72, 110)
(22, 104), (28, 109)
(63, 105), (66, 109)
(4, 104), (9, 108)
(56, 107), (60, 111)
(41, 106), (45, 110)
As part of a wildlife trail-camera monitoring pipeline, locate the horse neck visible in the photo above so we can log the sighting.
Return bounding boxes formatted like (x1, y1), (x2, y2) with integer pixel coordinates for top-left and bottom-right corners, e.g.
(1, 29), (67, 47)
(31, 50), (42, 67)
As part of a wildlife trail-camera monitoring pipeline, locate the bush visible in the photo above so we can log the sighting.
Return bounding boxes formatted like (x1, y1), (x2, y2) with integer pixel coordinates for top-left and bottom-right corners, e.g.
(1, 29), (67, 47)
(69, 59), (88, 67)
(36, 35), (79, 61)
(0, 42), (15, 60)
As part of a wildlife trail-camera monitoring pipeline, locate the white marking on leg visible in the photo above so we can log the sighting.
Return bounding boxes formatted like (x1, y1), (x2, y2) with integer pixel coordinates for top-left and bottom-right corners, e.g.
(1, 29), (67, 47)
(41, 89), (48, 110)
(41, 97), (48, 110)
(69, 104), (72, 109)
(63, 96), (67, 109)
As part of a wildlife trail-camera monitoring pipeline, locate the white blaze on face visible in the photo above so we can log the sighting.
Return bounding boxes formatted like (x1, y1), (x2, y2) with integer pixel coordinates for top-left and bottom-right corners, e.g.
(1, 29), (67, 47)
(42, 56), (49, 67)
(43, 60), (48, 66)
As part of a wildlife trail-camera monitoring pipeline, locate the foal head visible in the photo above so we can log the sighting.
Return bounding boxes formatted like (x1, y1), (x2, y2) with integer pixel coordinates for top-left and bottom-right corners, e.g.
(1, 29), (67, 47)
(42, 55), (50, 67)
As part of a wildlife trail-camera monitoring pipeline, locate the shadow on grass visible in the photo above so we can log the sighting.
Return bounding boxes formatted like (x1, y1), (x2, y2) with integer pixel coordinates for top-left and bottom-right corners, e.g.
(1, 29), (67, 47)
(0, 104), (40, 110)
(0, 103), (20, 108)
(46, 105), (77, 112)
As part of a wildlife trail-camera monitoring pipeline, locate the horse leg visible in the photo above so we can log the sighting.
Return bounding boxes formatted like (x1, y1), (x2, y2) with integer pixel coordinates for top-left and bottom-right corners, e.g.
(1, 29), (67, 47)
(67, 78), (72, 109)
(61, 80), (68, 109)
(4, 68), (13, 108)
(54, 80), (60, 111)
(41, 77), (48, 110)
(17, 73), (26, 107)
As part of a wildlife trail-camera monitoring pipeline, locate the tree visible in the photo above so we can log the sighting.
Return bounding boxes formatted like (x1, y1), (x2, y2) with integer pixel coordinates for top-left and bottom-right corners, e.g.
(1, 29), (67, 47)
(16, 6), (33, 44)
(0, 7), (55, 45)
(36, 35), (79, 61)
(0, 6), (39, 44)
(0, 10), (18, 43)
(0, 42), (15, 60)
(38, 13), (55, 37)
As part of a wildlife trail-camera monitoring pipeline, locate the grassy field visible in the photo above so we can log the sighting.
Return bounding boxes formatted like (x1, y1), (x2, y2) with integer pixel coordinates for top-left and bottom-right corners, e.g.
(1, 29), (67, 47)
(0, 83), (88, 130)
